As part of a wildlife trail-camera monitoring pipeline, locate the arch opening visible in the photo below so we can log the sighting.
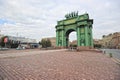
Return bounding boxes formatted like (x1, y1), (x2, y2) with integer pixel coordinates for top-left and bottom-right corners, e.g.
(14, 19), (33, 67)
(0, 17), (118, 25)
(65, 29), (77, 47)
(69, 32), (77, 47)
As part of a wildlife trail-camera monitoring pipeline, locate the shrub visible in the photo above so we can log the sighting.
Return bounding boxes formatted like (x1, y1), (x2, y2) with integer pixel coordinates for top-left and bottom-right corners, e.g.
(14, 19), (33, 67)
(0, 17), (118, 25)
(109, 53), (113, 58)
(40, 39), (51, 48)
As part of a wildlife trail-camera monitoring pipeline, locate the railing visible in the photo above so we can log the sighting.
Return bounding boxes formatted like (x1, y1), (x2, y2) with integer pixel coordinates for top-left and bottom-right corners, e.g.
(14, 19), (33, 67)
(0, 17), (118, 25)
(68, 47), (77, 51)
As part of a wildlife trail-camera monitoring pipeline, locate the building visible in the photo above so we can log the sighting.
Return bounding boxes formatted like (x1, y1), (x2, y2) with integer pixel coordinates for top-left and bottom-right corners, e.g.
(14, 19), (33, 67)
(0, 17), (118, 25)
(8, 36), (37, 43)
(49, 37), (56, 47)
(69, 40), (77, 46)
(94, 39), (101, 45)
(110, 32), (120, 49)
(93, 39), (103, 48)
(8, 36), (38, 48)
(95, 32), (120, 49)
(101, 34), (113, 48)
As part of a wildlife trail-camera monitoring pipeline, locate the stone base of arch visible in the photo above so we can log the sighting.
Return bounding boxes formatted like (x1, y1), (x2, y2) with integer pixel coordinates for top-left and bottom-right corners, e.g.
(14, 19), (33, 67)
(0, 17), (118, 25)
(77, 46), (94, 51)
(55, 46), (67, 49)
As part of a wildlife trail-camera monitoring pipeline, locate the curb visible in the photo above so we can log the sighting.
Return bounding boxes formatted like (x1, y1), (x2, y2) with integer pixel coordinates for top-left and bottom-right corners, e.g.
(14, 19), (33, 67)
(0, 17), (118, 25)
(111, 58), (120, 65)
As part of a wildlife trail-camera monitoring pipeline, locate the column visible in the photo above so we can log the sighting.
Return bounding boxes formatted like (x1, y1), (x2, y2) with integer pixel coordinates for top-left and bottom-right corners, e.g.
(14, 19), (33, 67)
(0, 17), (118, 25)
(61, 30), (64, 46)
(64, 35), (67, 47)
(90, 26), (93, 47)
(85, 26), (89, 46)
(77, 27), (80, 46)
(56, 30), (59, 46)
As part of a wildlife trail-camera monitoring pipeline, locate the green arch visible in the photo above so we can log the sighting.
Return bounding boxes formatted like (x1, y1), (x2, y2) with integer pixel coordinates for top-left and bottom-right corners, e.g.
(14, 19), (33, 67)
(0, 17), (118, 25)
(55, 13), (93, 49)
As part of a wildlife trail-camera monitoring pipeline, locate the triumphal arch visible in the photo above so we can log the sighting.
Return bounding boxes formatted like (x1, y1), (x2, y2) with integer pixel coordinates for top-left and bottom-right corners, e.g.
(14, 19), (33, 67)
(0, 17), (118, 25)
(55, 12), (93, 49)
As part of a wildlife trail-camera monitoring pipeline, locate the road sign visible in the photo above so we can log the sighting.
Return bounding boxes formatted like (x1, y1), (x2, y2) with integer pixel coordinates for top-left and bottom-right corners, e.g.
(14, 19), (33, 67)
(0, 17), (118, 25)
(4, 37), (8, 43)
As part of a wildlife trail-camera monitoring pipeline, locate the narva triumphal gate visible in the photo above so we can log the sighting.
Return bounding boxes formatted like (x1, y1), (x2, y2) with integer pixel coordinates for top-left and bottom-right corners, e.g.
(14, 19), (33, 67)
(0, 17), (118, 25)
(55, 12), (93, 49)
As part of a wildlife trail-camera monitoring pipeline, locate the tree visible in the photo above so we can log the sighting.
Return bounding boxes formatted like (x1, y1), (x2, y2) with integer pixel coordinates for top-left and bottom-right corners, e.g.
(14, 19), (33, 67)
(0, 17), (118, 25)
(46, 39), (51, 47)
(0, 38), (2, 47)
(0, 36), (8, 47)
(38, 41), (41, 45)
(40, 39), (51, 48)
(102, 35), (106, 38)
(41, 39), (46, 48)
(94, 44), (102, 48)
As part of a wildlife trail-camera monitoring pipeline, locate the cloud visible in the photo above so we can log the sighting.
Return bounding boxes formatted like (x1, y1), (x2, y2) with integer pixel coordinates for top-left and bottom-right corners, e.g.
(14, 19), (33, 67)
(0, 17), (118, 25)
(0, 0), (120, 42)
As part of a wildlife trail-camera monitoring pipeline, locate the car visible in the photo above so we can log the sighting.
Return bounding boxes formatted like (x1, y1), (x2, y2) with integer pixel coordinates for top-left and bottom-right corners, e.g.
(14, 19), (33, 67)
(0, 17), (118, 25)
(0, 48), (9, 50)
(16, 46), (25, 50)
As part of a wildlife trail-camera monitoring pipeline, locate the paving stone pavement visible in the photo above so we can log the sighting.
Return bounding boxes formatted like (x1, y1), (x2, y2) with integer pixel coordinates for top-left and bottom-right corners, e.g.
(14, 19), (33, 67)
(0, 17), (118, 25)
(0, 49), (66, 58)
(0, 50), (120, 80)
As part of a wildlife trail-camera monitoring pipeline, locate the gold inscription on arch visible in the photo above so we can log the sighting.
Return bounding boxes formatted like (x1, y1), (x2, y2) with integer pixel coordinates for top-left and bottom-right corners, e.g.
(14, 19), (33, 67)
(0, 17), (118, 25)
(64, 18), (76, 25)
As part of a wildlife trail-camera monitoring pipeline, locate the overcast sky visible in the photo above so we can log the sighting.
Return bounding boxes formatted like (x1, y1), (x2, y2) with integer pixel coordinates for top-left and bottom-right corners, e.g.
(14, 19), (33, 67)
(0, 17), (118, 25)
(0, 0), (120, 42)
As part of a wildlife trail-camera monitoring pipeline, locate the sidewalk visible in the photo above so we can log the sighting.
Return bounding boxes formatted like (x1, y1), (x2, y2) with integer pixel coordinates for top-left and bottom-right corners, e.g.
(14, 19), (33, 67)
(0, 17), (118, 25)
(0, 50), (120, 80)
(0, 49), (66, 58)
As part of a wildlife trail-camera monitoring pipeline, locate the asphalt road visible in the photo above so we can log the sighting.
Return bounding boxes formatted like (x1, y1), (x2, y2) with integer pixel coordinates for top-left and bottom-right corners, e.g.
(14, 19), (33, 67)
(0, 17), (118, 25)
(101, 49), (120, 60)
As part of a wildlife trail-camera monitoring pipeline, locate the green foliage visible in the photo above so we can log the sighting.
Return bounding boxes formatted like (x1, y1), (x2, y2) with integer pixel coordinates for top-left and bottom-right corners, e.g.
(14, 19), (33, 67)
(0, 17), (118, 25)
(40, 39), (51, 48)
(94, 44), (102, 48)
(0, 36), (7, 47)
(38, 41), (41, 45)
(46, 39), (51, 47)
(102, 35), (106, 38)
(10, 43), (19, 48)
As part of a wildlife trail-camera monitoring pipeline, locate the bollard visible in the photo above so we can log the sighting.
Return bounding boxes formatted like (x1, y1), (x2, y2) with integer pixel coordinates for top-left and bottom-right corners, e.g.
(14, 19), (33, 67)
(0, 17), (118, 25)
(109, 53), (113, 58)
